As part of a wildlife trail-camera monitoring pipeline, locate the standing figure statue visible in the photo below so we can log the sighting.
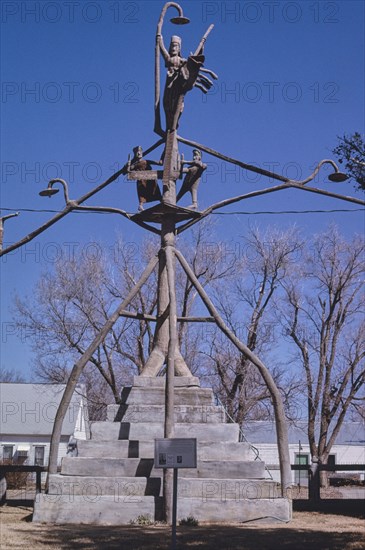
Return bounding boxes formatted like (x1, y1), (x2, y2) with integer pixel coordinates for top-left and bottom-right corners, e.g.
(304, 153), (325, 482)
(158, 34), (204, 130)
(155, 20), (216, 133)
(129, 146), (162, 211)
(177, 149), (207, 209)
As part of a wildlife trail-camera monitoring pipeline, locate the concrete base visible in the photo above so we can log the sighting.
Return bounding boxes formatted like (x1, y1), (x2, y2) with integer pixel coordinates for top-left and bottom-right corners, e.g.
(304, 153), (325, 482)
(33, 377), (292, 524)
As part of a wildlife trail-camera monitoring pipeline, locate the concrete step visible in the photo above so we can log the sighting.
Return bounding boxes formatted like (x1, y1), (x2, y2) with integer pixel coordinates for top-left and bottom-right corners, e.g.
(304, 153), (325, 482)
(77, 439), (151, 458)
(33, 494), (291, 524)
(33, 494), (162, 524)
(184, 478), (281, 500)
(177, 496), (291, 523)
(107, 404), (225, 423)
(132, 376), (200, 388)
(120, 386), (214, 406)
(61, 457), (156, 477)
(77, 439), (252, 461)
(47, 474), (161, 497)
(179, 461), (265, 479)
(90, 422), (240, 442)
(61, 457), (265, 479)
(48, 474), (280, 499)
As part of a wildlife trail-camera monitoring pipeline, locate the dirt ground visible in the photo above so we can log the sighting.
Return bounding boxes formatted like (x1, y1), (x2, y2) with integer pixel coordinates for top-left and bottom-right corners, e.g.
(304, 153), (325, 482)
(0, 505), (364, 550)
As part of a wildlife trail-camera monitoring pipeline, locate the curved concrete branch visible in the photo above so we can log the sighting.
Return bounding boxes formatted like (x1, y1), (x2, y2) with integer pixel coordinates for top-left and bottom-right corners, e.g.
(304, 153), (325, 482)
(175, 248), (292, 495)
(46, 253), (159, 486)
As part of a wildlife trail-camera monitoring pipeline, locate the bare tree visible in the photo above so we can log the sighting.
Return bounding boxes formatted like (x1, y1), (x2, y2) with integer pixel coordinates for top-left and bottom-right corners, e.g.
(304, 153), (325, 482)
(12, 225), (237, 417)
(201, 225), (304, 425)
(13, 237), (159, 418)
(281, 226), (365, 482)
(0, 369), (26, 383)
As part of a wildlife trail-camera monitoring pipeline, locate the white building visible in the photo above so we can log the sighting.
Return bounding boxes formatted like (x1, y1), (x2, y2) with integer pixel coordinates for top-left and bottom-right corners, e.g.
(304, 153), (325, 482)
(243, 421), (365, 485)
(0, 383), (89, 469)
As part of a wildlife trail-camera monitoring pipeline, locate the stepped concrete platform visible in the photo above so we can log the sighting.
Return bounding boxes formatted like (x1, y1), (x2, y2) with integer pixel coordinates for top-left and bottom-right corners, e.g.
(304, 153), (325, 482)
(33, 376), (291, 524)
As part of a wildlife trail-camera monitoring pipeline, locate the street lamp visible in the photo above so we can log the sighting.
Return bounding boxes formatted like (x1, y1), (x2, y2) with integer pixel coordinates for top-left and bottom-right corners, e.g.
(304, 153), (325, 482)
(39, 178), (72, 205)
(292, 159), (349, 186)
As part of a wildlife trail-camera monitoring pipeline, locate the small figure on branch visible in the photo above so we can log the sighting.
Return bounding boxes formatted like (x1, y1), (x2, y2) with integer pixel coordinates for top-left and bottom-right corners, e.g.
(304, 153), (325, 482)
(129, 146), (162, 211)
(177, 149), (207, 209)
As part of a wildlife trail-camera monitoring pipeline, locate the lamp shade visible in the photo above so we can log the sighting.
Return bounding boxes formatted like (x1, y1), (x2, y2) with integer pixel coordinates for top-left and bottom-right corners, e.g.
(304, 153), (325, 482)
(39, 188), (59, 197)
(170, 16), (190, 25)
(328, 172), (349, 183)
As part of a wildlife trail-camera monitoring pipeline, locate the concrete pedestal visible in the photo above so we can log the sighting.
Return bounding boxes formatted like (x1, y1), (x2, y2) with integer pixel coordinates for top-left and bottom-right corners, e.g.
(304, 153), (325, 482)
(33, 376), (291, 524)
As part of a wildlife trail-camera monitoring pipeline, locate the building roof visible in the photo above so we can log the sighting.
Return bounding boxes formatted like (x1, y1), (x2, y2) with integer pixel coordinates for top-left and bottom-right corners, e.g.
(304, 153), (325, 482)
(243, 421), (365, 446)
(0, 383), (86, 437)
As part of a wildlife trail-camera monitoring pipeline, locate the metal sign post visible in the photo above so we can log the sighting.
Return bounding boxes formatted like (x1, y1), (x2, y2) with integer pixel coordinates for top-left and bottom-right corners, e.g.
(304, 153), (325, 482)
(172, 468), (178, 550)
(155, 438), (197, 549)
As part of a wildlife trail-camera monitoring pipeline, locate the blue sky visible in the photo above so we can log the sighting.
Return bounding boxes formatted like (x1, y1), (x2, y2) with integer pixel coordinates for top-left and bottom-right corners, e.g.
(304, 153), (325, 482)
(1, 0), (364, 378)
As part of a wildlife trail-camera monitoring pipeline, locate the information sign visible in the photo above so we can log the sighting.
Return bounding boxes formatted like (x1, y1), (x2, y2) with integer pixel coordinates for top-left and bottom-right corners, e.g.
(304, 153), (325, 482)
(154, 438), (197, 469)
